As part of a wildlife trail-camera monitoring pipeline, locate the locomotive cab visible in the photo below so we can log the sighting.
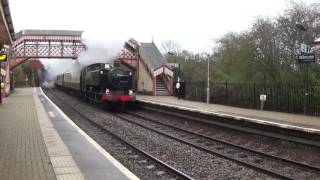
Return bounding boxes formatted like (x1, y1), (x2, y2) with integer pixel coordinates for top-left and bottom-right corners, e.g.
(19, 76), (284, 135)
(80, 62), (135, 103)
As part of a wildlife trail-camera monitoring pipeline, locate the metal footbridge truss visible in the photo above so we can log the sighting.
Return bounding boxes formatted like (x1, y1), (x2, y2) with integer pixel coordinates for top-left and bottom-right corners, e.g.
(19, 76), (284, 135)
(9, 30), (86, 70)
(116, 38), (139, 70)
(117, 39), (174, 95)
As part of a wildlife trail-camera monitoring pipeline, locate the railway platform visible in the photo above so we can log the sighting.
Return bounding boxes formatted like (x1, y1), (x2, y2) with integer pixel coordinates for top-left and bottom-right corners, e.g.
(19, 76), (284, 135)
(0, 88), (139, 180)
(136, 95), (320, 135)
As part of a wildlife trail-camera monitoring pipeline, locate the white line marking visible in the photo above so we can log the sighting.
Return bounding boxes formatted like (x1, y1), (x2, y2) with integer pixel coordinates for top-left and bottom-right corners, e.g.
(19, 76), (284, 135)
(33, 91), (85, 180)
(39, 88), (140, 180)
(48, 111), (56, 117)
(138, 99), (320, 134)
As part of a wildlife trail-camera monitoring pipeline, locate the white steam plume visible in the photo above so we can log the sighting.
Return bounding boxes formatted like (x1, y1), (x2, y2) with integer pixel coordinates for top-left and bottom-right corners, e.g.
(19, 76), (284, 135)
(40, 59), (73, 87)
(78, 36), (124, 66)
(40, 32), (127, 88)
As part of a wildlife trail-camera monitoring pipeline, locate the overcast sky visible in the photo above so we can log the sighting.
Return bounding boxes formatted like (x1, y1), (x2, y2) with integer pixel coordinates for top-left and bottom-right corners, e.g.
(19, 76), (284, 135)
(8, 0), (318, 53)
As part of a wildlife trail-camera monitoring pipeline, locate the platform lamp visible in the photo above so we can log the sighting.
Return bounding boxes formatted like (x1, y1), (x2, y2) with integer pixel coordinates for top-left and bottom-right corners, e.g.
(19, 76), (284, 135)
(201, 53), (210, 104)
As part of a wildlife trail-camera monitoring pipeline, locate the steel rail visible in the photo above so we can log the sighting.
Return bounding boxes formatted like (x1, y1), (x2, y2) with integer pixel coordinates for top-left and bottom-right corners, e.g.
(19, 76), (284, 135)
(128, 111), (320, 173)
(112, 112), (303, 180)
(46, 89), (194, 180)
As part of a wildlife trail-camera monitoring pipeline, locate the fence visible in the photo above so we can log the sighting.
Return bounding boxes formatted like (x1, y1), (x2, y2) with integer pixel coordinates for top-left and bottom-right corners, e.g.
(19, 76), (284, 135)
(183, 81), (320, 116)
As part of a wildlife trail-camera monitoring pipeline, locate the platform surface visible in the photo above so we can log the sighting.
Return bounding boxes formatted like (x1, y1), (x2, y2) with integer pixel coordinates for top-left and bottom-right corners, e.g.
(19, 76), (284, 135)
(0, 88), (139, 180)
(0, 88), (56, 180)
(137, 95), (320, 134)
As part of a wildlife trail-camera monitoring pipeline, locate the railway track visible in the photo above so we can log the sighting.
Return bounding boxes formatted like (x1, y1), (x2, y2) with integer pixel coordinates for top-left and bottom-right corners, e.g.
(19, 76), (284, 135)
(139, 102), (320, 148)
(126, 111), (320, 171)
(46, 89), (194, 180)
(112, 111), (320, 180)
(45, 89), (320, 179)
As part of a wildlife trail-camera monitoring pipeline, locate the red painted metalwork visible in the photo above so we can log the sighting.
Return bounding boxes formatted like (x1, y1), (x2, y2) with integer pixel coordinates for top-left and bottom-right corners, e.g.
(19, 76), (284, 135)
(9, 30), (86, 70)
(14, 43), (84, 58)
(30, 59), (44, 69)
(116, 39), (139, 70)
(116, 39), (174, 95)
(7, 57), (29, 69)
(4, 61), (10, 96)
(117, 49), (139, 69)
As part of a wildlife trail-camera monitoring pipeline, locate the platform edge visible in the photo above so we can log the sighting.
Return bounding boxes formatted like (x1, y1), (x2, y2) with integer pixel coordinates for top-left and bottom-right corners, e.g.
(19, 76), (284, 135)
(40, 88), (140, 180)
(137, 99), (320, 135)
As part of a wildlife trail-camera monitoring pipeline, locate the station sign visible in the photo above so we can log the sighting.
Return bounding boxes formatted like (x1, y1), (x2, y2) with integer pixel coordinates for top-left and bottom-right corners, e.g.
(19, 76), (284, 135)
(298, 53), (315, 63)
(0, 53), (7, 62)
(300, 43), (309, 53)
(168, 63), (179, 68)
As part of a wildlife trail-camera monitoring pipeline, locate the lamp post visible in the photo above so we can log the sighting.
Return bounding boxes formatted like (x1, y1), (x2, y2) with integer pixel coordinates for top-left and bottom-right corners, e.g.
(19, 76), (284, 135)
(296, 23), (311, 115)
(202, 53), (210, 104)
(207, 55), (210, 104)
(168, 51), (181, 82)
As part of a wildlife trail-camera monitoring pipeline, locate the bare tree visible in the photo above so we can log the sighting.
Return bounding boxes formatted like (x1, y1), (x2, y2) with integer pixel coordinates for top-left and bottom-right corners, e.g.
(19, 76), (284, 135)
(161, 40), (181, 54)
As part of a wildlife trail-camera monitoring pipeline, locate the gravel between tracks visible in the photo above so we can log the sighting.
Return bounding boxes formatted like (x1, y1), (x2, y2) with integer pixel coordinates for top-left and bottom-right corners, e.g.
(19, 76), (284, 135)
(46, 89), (277, 179)
(122, 111), (320, 179)
(136, 109), (320, 169)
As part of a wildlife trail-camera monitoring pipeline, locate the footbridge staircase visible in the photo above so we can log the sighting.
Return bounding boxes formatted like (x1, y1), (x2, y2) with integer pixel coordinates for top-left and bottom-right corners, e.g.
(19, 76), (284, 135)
(118, 39), (174, 96)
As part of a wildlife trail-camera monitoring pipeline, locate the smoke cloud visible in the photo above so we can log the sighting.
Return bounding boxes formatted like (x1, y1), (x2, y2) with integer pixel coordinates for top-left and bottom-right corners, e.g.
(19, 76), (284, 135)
(78, 35), (124, 66)
(40, 32), (126, 87)
(39, 59), (72, 87)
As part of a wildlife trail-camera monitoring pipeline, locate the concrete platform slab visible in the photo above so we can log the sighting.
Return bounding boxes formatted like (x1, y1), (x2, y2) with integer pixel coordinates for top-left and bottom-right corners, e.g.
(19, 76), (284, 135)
(38, 88), (139, 180)
(0, 88), (139, 180)
(0, 88), (56, 180)
(137, 95), (320, 135)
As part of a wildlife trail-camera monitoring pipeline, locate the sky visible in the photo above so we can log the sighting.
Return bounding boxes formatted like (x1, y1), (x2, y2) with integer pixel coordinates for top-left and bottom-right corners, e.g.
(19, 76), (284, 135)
(8, 0), (318, 53)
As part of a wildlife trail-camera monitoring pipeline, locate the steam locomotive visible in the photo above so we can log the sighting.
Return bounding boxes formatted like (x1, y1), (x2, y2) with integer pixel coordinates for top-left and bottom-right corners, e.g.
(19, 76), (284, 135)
(55, 62), (135, 105)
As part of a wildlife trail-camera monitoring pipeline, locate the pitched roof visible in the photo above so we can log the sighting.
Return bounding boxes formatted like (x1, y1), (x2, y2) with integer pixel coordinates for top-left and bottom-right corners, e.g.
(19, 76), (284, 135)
(139, 42), (167, 70)
(1, 0), (14, 42)
(15, 30), (83, 38)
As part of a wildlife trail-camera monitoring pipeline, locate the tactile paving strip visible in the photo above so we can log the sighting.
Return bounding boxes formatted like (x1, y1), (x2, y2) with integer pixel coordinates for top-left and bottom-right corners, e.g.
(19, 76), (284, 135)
(33, 94), (85, 180)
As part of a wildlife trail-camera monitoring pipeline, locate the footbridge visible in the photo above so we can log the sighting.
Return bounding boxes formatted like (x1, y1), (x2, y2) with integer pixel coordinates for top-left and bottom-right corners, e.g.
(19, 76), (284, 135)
(2, 32), (173, 97)
(10, 30), (86, 69)
(1, 30), (86, 97)
(0, 0), (173, 98)
(118, 39), (174, 95)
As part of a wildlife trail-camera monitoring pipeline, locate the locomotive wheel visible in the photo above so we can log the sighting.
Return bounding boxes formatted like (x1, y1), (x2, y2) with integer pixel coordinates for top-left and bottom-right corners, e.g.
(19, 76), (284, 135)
(99, 102), (107, 110)
(127, 102), (137, 110)
(83, 94), (89, 102)
(121, 102), (126, 109)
